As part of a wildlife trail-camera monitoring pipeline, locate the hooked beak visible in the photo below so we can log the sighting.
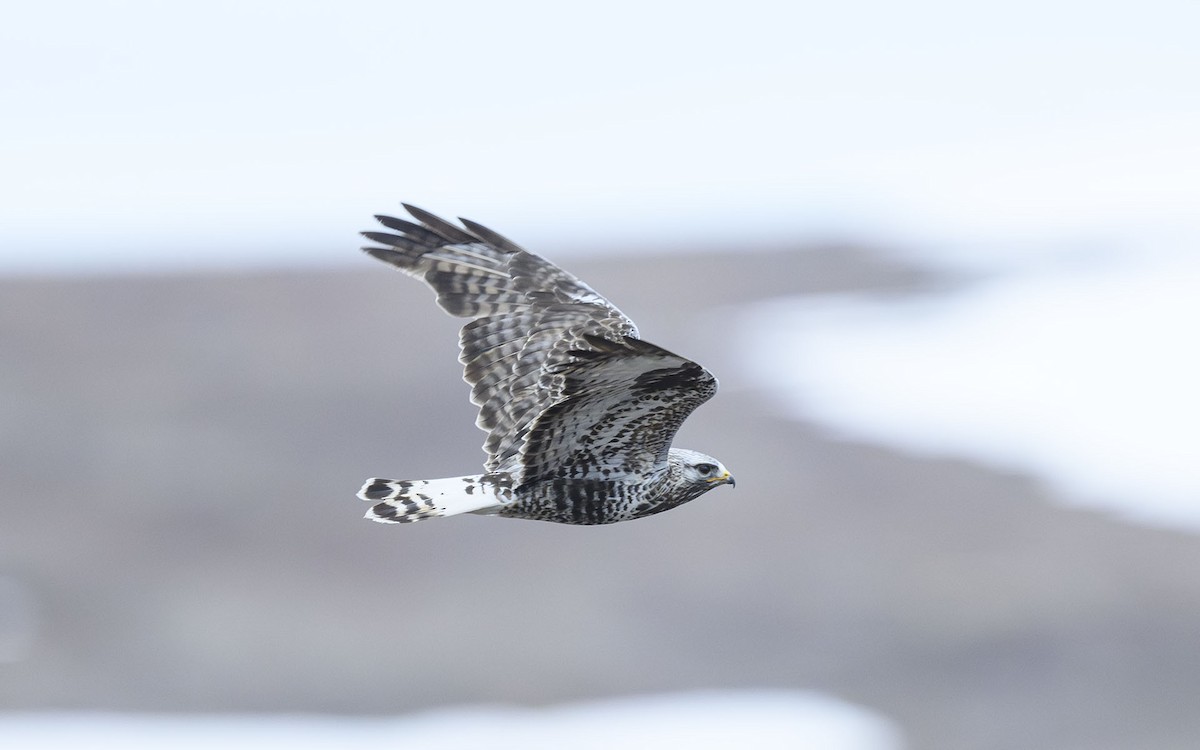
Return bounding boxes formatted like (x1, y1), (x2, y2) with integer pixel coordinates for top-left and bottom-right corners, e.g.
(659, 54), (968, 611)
(704, 470), (735, 488)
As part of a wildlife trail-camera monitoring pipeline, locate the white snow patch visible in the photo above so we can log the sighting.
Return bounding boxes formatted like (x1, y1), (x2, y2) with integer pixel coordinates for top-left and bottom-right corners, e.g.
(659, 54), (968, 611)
(0, 691), (903, 750)
(743, 250), (1200, 530)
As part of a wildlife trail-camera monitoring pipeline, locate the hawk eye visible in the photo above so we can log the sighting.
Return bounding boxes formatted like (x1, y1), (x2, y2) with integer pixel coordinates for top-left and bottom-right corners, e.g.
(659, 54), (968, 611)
(696, 463), (716, 475)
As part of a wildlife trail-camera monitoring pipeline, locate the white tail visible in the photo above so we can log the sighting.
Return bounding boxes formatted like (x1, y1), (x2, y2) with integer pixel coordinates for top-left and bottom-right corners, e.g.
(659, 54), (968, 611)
(358, 474), (507, 523)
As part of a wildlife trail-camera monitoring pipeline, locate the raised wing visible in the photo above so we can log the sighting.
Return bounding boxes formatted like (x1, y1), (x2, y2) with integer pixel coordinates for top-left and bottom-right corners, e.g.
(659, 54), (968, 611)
(517, 334), (718, 485)
(362, 205), (638, 478)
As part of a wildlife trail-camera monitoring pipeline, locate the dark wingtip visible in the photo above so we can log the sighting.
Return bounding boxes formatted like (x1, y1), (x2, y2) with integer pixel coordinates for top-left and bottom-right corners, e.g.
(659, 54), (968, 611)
(360, 230), (408, 247)
(361, 245), (405, 265)
(460, 216), (525, 254)
(401, 203), (478, 244)
(374, 213), (410, 231)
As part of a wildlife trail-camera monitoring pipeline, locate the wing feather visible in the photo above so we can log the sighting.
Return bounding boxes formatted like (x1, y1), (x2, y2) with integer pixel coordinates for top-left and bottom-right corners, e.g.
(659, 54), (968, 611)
(517, 334), (717, 484)
(363, 206), (642, 480)
(459, 216), (526, 254)
(401, 203), (480, 245)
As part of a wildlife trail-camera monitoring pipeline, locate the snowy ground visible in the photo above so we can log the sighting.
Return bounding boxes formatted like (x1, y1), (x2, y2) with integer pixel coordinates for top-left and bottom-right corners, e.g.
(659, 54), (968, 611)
(0, 691), (903, 750)
(742, 246), (1200, 531)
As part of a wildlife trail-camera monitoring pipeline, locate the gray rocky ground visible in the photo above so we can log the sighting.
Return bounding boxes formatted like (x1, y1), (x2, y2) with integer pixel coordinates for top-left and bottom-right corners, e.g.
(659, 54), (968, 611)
(3, 246), (1199, 749)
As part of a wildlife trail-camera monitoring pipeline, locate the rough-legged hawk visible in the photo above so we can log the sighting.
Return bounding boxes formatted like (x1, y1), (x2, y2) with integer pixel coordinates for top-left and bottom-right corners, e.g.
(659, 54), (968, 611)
(357, 204), (734, 525)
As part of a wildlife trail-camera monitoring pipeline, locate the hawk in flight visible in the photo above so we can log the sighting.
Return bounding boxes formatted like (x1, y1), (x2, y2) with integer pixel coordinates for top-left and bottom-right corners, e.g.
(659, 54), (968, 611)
(357, 204), (734, 525)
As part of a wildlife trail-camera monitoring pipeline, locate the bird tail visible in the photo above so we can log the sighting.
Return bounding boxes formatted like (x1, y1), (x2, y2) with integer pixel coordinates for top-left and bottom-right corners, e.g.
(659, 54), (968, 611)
(358, 474), (509, 524)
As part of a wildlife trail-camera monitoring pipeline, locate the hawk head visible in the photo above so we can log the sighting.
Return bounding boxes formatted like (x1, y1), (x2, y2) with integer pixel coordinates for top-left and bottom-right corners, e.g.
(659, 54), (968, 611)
(671, 448), (735, 491)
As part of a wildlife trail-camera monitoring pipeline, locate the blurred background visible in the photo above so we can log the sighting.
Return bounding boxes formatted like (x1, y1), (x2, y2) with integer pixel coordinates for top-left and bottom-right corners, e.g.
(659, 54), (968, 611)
(3, 1), (1199, 748)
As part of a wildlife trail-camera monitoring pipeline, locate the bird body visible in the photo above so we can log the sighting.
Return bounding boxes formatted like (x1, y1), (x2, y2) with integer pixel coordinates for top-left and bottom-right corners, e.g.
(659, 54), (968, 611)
(357, 204), (733, 525)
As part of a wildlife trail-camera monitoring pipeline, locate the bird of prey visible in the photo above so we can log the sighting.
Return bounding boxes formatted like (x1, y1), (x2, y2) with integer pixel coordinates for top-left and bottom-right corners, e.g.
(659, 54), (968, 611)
(357, 204), (734, 525)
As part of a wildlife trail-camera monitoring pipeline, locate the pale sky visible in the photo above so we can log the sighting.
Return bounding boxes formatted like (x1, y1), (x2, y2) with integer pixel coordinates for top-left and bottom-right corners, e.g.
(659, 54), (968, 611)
(3, 0), (1198, 272)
